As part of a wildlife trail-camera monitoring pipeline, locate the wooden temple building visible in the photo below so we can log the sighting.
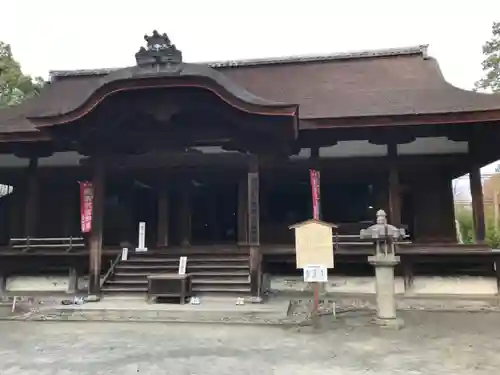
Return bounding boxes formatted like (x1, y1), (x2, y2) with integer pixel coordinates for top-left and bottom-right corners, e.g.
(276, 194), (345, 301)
(1, 31), (500, 297)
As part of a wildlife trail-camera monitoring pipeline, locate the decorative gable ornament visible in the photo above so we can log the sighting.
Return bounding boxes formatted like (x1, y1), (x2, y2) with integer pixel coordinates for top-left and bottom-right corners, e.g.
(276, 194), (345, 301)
(135, 30), (183, 69)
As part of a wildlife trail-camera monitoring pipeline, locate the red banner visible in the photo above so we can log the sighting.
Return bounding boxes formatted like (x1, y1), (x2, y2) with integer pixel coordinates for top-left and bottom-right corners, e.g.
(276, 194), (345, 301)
(309, 169), (321, 220)
(79, 181), (93, 233)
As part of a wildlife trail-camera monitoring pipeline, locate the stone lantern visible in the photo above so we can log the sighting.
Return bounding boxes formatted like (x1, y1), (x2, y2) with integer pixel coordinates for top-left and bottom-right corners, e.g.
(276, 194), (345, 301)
(360, 209), (405, 328)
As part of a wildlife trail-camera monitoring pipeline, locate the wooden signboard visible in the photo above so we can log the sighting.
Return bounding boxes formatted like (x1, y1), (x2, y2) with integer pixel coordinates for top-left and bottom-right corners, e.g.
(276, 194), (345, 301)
(289, 219), (336, 269)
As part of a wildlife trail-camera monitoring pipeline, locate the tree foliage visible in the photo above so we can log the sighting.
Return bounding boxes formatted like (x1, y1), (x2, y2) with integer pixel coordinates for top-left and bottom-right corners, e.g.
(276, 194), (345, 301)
(455, 207), (500, 248)
(0, 41), (44, 107)
(455, 167), (500, 249)
(475, 22), (500, 92)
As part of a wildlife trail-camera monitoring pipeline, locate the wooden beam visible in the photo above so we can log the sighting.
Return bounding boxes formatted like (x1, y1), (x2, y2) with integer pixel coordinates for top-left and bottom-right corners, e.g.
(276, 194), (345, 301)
(247, 156), (261, 297)
(157, 186), (169, 247)
(208, 191), (219, 241)
(237, 177), (248, 245)
(469, 164), (486, 243)
(179, 184), (191, 247)
(468, 137), (486, 244)
(62, 185), (76, 237)
(88, 156), (105, 296)
(24, 157), (38, 238)
(387, 143), (401, 226)
(494, 191), (500, 232)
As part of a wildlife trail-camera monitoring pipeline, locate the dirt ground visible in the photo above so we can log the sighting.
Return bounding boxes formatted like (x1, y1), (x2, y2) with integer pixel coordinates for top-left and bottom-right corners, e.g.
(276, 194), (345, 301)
(0, 311), (499, 374)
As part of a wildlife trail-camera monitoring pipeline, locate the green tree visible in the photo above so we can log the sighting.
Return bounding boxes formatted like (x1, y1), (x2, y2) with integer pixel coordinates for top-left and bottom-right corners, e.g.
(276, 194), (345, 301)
(455, 207), (474, 244)
(0, 41), (44, 107)
(475, 21), (500, 92)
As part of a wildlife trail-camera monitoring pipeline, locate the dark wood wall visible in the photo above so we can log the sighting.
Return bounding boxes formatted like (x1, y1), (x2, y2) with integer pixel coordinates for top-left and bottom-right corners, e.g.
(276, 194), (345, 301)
(411, 172), (456, 242)
(0, 155), (459, 246)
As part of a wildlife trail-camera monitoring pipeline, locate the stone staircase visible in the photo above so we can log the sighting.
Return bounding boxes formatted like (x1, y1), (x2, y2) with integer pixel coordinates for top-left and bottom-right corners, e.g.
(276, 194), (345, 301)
(101, 249), (251, 295)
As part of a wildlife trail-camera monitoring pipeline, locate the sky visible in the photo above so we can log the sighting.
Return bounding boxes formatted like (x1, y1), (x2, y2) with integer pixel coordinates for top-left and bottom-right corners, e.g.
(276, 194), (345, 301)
(1, 0), (499, 197)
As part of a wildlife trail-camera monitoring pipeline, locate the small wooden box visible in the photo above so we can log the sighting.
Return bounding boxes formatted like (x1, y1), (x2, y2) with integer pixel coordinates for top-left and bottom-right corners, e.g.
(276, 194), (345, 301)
(147, 274), (192, 304)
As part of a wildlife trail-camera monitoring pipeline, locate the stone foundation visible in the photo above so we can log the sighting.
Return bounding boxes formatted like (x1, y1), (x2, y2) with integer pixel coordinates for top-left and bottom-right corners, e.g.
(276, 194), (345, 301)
(268, 275), (499, 297)
(4, 275), (103, 294)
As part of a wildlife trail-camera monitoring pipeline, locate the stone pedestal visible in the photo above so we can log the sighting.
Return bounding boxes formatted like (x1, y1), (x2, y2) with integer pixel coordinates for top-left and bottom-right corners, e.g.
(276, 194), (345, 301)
(0, 275), (6, 300)
(67, 268), (78, 294)
(368, 254), (404, 329)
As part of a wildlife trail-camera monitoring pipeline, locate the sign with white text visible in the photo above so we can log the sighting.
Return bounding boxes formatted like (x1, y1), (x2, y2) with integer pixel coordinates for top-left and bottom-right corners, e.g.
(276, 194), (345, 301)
(303, 265), (328, 283)
(136, 222), (148, 252)
(178, 256), (187, 275)
(79, 181), (93, 233)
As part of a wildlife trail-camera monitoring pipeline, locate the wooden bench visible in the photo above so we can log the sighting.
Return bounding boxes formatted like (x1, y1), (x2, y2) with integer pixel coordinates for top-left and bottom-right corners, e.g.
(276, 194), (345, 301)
(9, 237), (86, 253)
(147, 274), (192, 304)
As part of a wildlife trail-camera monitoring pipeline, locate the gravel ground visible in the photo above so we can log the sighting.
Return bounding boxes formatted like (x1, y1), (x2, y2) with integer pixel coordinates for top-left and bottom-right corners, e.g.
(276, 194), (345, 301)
(0, 311), (499, 375)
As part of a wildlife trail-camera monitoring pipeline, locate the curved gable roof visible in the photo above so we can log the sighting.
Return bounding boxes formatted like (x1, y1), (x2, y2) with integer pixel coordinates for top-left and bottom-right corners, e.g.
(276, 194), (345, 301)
(2, 43), (500, 135)
(23, 63), (298, 122)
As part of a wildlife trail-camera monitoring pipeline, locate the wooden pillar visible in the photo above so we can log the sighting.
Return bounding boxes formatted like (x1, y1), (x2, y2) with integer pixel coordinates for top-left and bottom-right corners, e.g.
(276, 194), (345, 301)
(237, 177), (248, 245)
(62, 186), (75, 238)
(24, 157), (38, 238)
(208, 191), (219, 241)
(387, 143), (401, 226)
(88, 157), (105, 296)
(179, 185), (191, 246)
(8, 191), (21, 239)
(494, 190), (500, 232)
(247, 156), (261, 297)
(469, 164), (485, 243)
(157, 186), (169, 247)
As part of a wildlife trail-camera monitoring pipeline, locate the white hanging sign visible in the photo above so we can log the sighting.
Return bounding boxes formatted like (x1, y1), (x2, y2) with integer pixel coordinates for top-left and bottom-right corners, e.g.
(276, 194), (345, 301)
(178, 256), (187, 275)
(135, 222), (148, 252)
(303, 264), (328, 283)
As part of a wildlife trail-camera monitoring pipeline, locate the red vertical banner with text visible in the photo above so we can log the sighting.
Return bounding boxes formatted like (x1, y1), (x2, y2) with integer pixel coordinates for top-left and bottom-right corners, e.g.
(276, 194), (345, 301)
(309, 169), (321, 220)
(79, 181), (94, 233)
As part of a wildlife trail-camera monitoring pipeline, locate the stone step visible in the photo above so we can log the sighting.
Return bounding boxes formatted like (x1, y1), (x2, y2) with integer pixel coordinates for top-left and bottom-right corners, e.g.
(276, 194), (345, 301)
(191, 271), (250, 278)
(101, 286), (148, 293)
(189, 264), (249, 269)
(124, 257), (248, 264)
(116, 264), (249, 271)
(192, 285), (251, 293)
(115, 265), (177, 271)
(114, 271), (249, 279)
(192, 279), (250, 285)
(106, 280), (148, 285)
(127, 250), (248, 256)
(103, 251), (252, 296)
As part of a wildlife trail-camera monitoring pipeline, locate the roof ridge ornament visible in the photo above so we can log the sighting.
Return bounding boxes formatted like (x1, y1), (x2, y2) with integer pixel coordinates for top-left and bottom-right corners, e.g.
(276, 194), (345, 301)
(135, 30), (183, 69)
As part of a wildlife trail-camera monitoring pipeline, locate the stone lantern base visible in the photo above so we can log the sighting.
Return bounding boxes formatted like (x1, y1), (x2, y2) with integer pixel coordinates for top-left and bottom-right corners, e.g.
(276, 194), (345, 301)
(372, 316), (404, 329)
(368, 254), (404, 329)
